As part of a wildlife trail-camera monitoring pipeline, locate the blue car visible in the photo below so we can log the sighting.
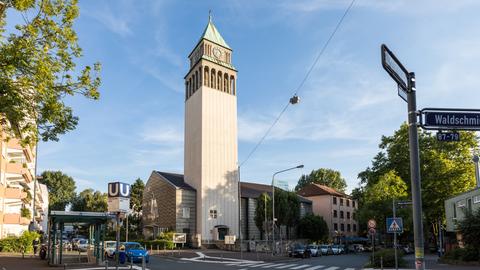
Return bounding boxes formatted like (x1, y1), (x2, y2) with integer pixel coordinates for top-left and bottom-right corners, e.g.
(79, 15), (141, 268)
(123, 242), (149, 263)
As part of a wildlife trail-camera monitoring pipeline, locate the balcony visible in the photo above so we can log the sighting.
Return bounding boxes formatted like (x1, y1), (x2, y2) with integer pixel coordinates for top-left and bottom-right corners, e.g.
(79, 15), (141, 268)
(3, 187), (27, 199)
(3, 213), (30, 225)
(6, 138), (34, 162)
(5, 162), (33, 183)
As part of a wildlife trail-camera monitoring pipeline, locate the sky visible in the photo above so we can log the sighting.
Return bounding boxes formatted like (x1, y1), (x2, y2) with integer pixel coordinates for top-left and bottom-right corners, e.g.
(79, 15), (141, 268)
(7, 0), (480, 194)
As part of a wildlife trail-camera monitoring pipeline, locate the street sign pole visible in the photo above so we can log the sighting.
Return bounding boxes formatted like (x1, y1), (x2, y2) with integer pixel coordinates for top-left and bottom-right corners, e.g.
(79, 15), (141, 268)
(407, 72), (425, 270)
(393, 198), (398, 270)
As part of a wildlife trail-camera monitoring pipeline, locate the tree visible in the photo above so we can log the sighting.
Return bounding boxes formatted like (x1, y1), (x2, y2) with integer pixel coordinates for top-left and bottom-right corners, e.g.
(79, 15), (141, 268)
(295, 168), (347, 192)
(297, 214), (329, 242)
(39, 170), (76, 211)
(0, 0), (101, 146)
(71, 188), (107, 212)
(357, 123), (478, 240)
(130, 178), (144, 213)
(458, 208), (480, 249)
(255, 193), (271, 237)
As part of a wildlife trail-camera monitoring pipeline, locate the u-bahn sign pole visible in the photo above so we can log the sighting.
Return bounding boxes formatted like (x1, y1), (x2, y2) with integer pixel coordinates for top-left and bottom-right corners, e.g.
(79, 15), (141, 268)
(381, 44), (425, 270)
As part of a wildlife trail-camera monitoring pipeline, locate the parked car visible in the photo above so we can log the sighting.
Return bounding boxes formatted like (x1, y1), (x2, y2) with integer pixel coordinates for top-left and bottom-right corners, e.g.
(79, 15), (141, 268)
(318, 244), (332, 255)
(331, 245), (344, 255)
(288, 244), (311, 258)
(123, 242), (149, 263)
(104, 241), (117, 258)
(77, 239), (89, 252)
(349, 244), (364, 252)
(402, 245), (414, 254)
(307, 244), (320, 257)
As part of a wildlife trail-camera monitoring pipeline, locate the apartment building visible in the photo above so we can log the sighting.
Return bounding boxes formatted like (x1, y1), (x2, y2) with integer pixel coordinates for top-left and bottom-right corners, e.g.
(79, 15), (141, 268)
(0, 130), (48, 238)
(297, 183), (358, 240)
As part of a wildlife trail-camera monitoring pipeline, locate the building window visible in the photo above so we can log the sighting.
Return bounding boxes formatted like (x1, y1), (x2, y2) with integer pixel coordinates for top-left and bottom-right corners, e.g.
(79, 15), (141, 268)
(209, 209), (217, 219)
(340, 211), (344, 219)
(333, 197), (337, 205)
(182, 207), (190, 219)
(340, 223), (345, 232)
(334, 223), (338, 231)
(353, 224), (357, 232)
(474, 195), (480, 204)
(347, 224), (351, 232)
(340, 198), (344, 206)
(353, 212), (356, 220)
(453, 203), (457, 219)
(333, 210), (338, 218)
(347, 212), (350, 219)
(353, 201), (356, 208)
(347, 200), (350, 207)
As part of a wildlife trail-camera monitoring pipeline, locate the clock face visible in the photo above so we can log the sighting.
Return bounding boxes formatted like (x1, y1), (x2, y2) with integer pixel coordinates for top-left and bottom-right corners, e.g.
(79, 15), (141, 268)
(213, 47), (222, 59)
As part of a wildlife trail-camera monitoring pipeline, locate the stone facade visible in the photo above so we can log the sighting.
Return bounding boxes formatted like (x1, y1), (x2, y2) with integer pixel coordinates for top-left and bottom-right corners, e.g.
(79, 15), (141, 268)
(142, 171), (196, 240)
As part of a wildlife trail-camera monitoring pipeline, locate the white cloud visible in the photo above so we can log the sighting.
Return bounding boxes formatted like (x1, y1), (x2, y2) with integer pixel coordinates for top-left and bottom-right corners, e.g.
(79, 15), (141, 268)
(84, 4), (133, 37)
(141, 126), (183, 144)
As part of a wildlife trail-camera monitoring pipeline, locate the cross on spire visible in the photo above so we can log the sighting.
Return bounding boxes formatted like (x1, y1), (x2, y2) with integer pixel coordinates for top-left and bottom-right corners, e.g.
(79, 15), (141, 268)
(208, 10), (212, 22)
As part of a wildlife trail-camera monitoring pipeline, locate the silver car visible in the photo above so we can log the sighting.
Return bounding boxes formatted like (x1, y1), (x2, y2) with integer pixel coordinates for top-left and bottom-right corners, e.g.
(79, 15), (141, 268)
(307, 244), (320, 257)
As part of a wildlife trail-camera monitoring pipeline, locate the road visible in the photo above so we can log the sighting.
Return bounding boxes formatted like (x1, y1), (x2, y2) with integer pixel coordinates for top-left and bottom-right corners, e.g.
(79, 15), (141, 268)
(146, 253), (370, 270)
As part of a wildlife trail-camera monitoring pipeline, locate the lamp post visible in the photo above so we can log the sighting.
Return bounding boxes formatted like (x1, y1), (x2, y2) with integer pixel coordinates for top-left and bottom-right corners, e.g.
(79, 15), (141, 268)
(272, 164), (304, 255)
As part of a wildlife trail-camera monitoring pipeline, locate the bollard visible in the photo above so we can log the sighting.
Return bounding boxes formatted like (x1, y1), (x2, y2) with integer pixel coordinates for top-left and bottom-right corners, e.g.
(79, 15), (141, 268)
(380, 256), (383, 270)
(105, 260), (108, 270)
(142, 255), (146, 270)
(157, 245), (159, 255)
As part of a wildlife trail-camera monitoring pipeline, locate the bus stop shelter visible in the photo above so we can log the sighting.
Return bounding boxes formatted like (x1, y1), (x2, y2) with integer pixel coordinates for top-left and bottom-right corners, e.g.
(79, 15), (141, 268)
(48, 211), (115, 266)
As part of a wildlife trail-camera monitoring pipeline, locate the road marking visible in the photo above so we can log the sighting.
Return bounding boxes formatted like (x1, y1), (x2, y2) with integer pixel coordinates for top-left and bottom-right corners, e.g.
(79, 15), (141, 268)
(249, 263), (276, 268)
(237, 263), (261, 267)
(344, 268), (355, 270)
(323, 267), (339, 270)
(263, 264), (287, 268)
(304, 266), (325, 270)
(291, 265), (311, 270)
(275, 264), (298, 269)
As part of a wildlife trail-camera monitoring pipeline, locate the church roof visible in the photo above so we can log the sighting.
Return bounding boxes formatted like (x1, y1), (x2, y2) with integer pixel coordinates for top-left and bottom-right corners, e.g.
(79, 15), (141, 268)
(198, 16), (230, 49)
(154, 171), (195, 191)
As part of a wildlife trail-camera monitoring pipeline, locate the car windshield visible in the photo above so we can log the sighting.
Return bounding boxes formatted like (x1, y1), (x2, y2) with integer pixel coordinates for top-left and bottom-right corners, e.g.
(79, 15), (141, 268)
(125, 243), (144, 250)
(320, 245), (328, 248)
(294, 244), (305, 249)
(307, 245), (316, 249)
(79, 240), (87, 244)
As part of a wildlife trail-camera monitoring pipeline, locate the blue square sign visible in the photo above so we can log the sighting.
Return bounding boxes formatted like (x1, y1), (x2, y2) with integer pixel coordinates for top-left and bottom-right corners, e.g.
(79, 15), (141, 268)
(386, 217), (403, 233)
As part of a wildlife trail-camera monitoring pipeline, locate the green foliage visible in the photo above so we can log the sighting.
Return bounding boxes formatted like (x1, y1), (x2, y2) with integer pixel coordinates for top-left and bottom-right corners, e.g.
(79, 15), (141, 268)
(20, 206), (31, 218)
(130, 178), (144, 213)
(458, 208), (480, 249)
(39, 170), (76, 211)
(297, 214), (329, 242)
(255, 193), (271, 234)
(0, 0), (101, 145)
(357, 123), (478, 236)
(71, 188), (107, 212)
(296, 168), (347, 192)
(0, 231), (40, 253)
(137, 239), (175, 250)
(444, 247), (479, 262)
(369, 249), (405, 268)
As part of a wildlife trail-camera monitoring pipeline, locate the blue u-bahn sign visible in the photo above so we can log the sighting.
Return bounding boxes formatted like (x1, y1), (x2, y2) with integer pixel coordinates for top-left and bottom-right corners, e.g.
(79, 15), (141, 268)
(108, 182), (131, 198)
(421, 108), (480, 131)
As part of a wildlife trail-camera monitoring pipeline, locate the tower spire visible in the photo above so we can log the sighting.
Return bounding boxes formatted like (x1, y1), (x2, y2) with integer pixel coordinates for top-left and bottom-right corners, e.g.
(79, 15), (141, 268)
(208, 10), (212, 23)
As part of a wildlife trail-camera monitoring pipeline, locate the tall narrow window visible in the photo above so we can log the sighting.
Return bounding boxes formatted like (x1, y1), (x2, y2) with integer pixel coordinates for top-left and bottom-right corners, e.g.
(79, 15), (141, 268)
(453, 203), (457, 219)
(340, 223), (345, 231)
(340, 211), (344, 219)
(347, 212), (350, 219)
(333, 210), (338, 218)
(333, 197), (337, 205)
(194, 71), (198, 91)
(204, 67), (209, 86)
(340, 198), (344, 206)
(230, 76), (235, 95)
(334, 223), (338, 231)
(347, 200), (350, 207)
(217, 71), (222, 91)
(211, 69), (216, 89)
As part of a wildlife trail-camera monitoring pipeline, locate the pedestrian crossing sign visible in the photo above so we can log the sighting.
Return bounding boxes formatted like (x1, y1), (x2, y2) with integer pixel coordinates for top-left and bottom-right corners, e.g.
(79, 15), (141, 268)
(386, 217), (403, 233)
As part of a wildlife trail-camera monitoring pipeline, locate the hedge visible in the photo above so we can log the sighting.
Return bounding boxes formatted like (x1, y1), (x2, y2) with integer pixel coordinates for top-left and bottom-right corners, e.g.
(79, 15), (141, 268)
(0, 231), (40, 253)
(368, 248), (406, 268)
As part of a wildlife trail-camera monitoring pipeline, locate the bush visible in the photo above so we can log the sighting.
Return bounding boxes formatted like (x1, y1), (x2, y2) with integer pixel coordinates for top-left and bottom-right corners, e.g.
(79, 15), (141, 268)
(369, 248), (405, 268)
(136, 239), (175, 250)
(0, 231), (39, 253)
(462, 246), (479, 262)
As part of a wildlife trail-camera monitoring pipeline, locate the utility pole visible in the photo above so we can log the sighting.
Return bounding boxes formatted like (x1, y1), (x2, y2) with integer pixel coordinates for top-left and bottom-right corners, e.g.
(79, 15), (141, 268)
(393, 199), (398, 270)
(407, 72), (425, 270)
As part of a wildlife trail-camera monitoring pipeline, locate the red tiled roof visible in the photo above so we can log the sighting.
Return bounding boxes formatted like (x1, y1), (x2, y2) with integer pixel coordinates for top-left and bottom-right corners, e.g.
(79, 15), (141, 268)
(296, 183), (350, 198)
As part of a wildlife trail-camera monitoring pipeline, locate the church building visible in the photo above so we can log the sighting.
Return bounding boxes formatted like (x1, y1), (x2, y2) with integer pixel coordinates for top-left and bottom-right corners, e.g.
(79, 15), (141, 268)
(142, 17), (312, 246)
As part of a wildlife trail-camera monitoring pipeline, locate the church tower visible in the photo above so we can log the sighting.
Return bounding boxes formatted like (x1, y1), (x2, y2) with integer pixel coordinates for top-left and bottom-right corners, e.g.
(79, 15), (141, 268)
(184, 16), (239, 242)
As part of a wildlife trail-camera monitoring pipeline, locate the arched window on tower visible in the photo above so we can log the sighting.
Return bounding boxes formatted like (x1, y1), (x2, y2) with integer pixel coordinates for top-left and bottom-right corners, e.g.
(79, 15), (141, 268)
(185, 81), (189, 100)
(204, 66), (209, 86)
(224, 73), (229, 93)
(217, 71), (222, 91)
(188, 77), (192, 98)
(230, 76), (236, 95)
(194, 70), (198, 91)
(211, 69), (216, 89)
(198, 67), (202, 87)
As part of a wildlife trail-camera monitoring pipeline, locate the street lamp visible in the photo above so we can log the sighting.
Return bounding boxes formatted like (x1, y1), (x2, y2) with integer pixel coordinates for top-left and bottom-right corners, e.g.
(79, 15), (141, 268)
(272, 164), (304, 255)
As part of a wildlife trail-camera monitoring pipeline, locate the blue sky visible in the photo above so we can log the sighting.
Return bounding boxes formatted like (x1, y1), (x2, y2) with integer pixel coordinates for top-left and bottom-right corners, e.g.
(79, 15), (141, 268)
(8, 0), (480, 193)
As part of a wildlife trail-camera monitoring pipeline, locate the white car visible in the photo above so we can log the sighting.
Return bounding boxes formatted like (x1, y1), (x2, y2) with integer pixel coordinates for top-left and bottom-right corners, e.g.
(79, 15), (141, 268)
(307, 245), (320, 257)
(77, 239), (89, 252)
(104, 241), (117, 258)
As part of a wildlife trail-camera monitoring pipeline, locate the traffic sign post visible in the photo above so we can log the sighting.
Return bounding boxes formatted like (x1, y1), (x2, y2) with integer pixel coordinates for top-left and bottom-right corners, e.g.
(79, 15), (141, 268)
(382, 44), (425, 270)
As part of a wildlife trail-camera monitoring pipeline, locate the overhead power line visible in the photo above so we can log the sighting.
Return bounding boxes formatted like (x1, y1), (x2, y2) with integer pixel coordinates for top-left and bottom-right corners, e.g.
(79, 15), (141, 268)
(239, 0), (356, 167)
